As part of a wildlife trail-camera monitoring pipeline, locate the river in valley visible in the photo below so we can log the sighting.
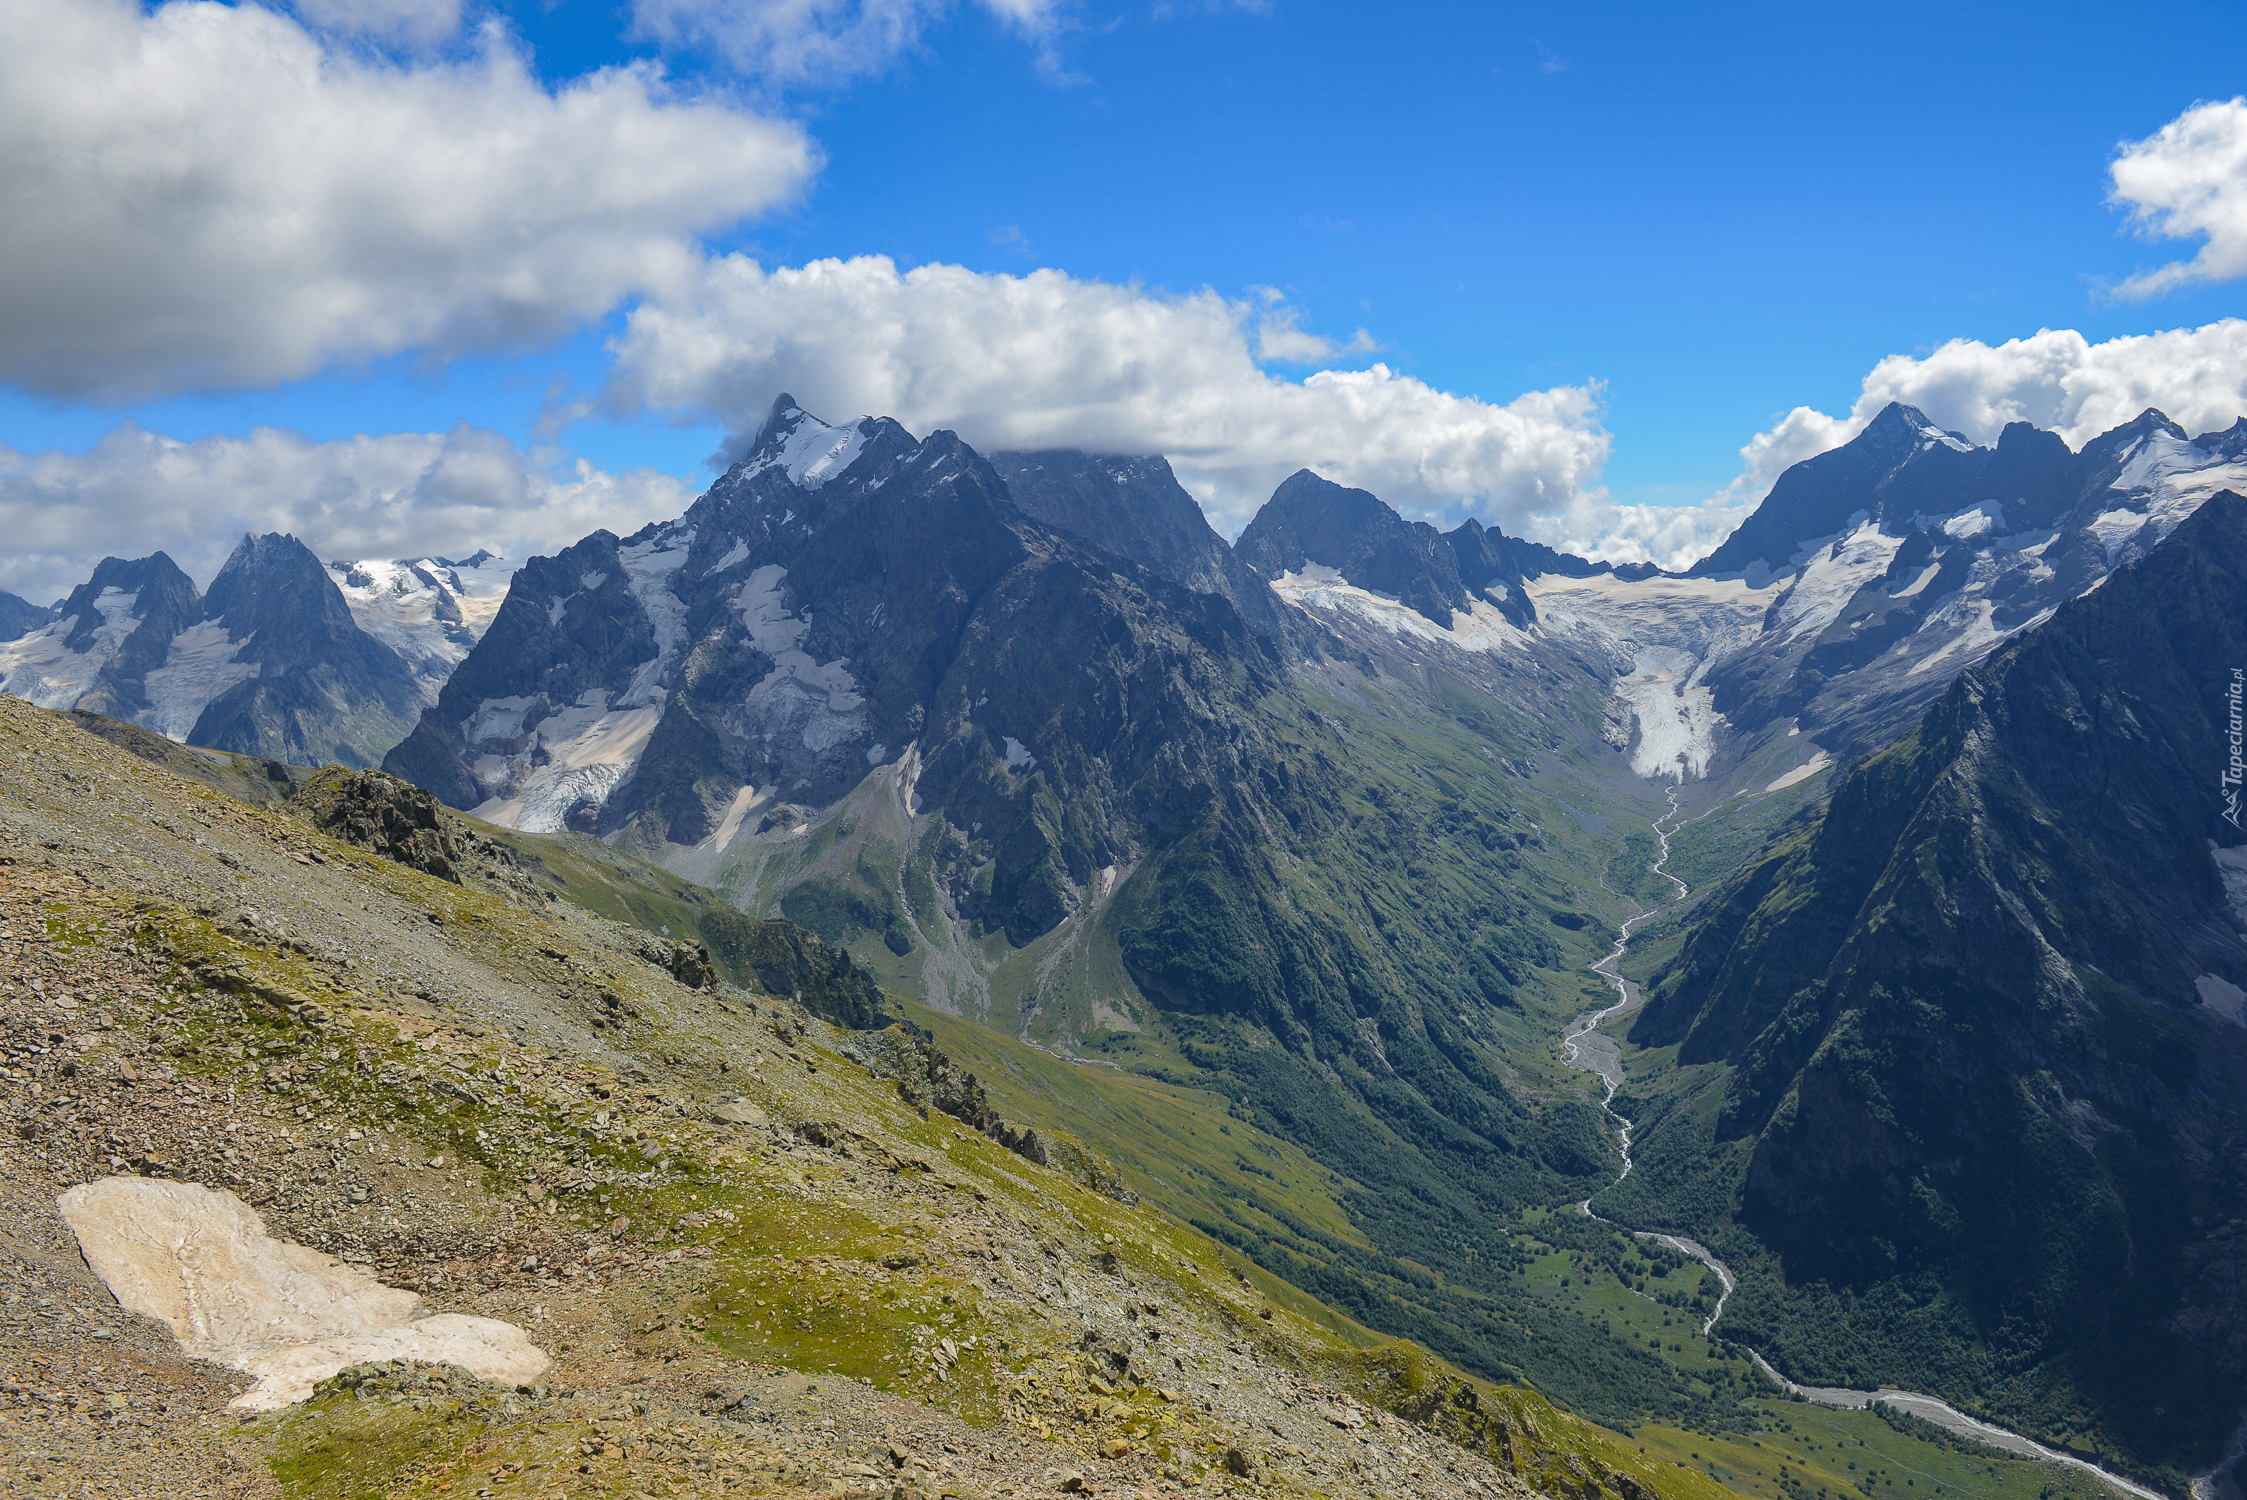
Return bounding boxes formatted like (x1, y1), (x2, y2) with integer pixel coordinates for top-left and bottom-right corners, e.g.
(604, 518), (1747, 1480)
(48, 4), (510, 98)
(1558, 792), (2232, 1500)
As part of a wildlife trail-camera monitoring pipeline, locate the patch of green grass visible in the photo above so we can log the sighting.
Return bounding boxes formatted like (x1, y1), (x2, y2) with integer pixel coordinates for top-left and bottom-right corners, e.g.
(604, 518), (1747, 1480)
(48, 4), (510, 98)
(692, 1239), (1010, 1422)
(1634, 1400), (2120, 1500)
(265, 1388), (467, 1500)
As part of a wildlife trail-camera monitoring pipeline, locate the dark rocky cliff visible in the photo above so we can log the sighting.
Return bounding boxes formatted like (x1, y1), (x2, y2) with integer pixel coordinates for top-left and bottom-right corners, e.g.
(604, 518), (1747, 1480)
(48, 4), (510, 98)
(1628, 490), (2247, 1476)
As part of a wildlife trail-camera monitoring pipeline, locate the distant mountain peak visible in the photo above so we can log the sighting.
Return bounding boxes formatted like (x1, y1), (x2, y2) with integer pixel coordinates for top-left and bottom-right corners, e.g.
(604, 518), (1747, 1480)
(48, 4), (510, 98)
(1859, 400), (1976, 455)
(0, 589), (54, 640)
(2192, 415), (2247, 457)
(740, 396), (880, 491)
(1, 533), (423, 767)
(2075, 405), (2187, 469)
(988, 449), (1293, 641)
(325, 551), (519, 701)
(1235, 469), (1469, 626)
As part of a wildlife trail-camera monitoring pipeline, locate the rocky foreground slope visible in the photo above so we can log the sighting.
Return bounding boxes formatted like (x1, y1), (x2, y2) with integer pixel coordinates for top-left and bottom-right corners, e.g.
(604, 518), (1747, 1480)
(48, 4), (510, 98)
(0, 694), (1719, 1500)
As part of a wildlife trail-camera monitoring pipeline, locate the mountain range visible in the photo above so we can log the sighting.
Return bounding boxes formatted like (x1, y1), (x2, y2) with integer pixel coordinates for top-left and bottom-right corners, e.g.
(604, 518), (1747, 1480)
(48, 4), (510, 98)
(1611, 489), (2247, 1485)
(0, 539), (516, 767)
(6, 391), (2246, 1490)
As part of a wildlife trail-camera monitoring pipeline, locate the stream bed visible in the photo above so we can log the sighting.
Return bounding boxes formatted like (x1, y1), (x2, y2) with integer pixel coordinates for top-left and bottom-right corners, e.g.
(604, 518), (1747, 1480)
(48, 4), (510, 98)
(1557, 793), (2227, 1500)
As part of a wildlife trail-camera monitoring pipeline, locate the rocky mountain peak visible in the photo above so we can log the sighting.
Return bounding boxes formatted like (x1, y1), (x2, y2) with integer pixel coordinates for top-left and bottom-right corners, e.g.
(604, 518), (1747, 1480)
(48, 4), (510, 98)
(1438, 518), (1647, 628)
(1689, 403), (1991, 579)
(204, 531), (359, 642)
(0, 589), (53, 639)
(1235, 468), (1469, 626)
(0, 534), (423, 768)
(2195, 415), (2247, 458)
(2073, 405), (2187, 472)
(386, 406), (1299, 956)
(1857, 400), (1973, 455)
(988, 449), (1289, 639)
(56, 552), (199, 654)
(734, 394), (892, 492)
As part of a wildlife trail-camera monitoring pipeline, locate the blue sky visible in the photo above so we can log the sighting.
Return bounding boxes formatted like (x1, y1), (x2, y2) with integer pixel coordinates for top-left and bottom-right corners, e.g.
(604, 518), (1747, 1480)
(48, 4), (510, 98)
(1, 0), (2243, 598)
(728, 0), (2247, 499)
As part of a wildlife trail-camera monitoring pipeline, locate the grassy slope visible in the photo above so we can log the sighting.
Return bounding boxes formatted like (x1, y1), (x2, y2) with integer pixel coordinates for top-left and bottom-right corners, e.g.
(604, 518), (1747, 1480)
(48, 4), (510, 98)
(88, 629), (2053, 1498)
(230, 690), (2084, 1500)
(26, 700), (1741, 1500)
(471, 669), (1849, 1442)
(460, 673), (1994, 1468)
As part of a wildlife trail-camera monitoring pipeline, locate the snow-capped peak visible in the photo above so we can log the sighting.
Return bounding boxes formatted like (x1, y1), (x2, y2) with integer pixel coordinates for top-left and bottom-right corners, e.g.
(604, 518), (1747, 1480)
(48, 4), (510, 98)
(326, 552), (520, 699)
(742, 395), (873, 490)
(1860, 402), (1979, 457)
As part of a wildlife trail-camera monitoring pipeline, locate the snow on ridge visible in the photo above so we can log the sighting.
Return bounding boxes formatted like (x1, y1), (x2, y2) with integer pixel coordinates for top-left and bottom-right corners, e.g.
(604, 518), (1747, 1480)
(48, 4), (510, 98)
(1914, 420), (1976, 453)
(439, 555), (519, 634)
(617, 527), (695, 709)
(1774, 521), (1904, 644)
(140, 620), (258, 740)
(745, 408), (873, 490)
(327, 554), (520, 697)
(1942, 505), (1998, 540)
(2099, 431), (2247, 557)
(0, 588), (143, 709)
(1267, 565), (1530, 654)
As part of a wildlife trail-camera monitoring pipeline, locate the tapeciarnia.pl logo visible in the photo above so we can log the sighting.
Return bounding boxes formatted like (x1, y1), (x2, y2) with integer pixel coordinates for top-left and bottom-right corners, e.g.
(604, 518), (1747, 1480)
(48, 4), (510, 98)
(2225, 667), (2244, 830)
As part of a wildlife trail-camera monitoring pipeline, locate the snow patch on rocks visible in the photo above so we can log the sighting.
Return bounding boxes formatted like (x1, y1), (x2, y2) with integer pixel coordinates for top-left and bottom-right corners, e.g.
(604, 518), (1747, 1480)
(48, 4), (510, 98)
(617, 526), (695, 708)
(745, 407), (872, 490)
(466, 689), (663, 832)
(1763, 751), (1831, 793)
(730, 564), (868, 753)
(139, 620), (259, 740)
(58, 1176), (546, 1412)
(1269, 565), (1529, 652)
(1773, 521), (1905, 644)
(2197, 974), (2247, 1026)
(2213, 843), (2247, 926)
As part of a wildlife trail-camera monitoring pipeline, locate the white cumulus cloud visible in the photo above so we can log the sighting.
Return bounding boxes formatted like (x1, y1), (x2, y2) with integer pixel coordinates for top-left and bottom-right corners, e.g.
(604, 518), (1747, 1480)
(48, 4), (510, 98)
(2109, 97), (2247, 300)
(0, 0), (817, 400)
(1538, 318), (2247, 571)
(605, 253), (1613, 535)
(0, 424), (693, 606)
(1521, 497), (1757, 575)
(291, 0), (463, 47)
(629, 0), (1069, 91)
(1723, 319), (2247, 507)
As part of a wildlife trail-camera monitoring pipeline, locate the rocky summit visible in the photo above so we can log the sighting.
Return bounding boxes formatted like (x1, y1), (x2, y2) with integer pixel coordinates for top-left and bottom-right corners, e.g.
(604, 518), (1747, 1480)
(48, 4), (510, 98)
(4, 394), (2246, 1500)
